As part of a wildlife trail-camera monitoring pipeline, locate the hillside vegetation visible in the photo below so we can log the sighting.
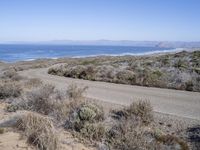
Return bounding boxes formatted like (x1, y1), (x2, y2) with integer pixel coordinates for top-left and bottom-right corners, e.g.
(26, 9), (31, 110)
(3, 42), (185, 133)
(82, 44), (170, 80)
(48, 51), (200, 92)
(0, 69), (199, 149)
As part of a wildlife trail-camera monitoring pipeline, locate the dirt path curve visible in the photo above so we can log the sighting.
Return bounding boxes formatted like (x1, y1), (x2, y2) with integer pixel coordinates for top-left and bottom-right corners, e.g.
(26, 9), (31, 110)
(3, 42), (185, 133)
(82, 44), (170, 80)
(19, 68), (200, 120)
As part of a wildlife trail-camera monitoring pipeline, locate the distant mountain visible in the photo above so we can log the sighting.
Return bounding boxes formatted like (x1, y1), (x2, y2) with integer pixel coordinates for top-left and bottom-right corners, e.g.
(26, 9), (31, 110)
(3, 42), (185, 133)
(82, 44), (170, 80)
(1, 40), (200, 48)
(155, 41), (200, 48)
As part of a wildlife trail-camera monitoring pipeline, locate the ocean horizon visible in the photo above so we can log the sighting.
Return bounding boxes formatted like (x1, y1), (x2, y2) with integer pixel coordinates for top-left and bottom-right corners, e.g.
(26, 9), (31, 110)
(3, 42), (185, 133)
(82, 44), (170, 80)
(0, 44), (182, 62)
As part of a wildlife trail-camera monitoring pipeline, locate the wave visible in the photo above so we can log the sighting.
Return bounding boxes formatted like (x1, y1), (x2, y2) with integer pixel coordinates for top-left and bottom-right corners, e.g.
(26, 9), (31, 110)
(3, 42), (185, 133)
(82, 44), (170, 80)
(72, 48), (186, 58)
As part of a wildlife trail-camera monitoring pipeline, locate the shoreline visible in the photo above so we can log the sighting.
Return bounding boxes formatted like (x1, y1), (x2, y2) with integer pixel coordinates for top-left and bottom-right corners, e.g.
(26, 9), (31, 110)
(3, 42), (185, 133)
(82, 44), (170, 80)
(1, 47), (198, 64)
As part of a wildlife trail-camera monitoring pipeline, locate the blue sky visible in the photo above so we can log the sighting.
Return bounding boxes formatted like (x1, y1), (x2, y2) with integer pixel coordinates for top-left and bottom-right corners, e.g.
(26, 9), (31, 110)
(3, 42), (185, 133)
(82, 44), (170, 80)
(0, 0), (200, 42)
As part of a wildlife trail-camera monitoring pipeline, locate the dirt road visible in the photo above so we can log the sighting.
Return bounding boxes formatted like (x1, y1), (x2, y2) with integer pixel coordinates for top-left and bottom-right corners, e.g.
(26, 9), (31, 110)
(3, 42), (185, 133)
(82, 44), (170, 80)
(19, 68), (200, 120)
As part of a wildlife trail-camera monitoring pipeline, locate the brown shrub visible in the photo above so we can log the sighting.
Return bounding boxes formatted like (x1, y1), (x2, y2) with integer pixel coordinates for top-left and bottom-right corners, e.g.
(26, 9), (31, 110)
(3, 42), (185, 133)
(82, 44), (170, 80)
(107, 119), (155, 150)
(1, 69), (24, 81)
(24, 78), (43, 88)
(67, 83), (88, 101)
(112, 100), (153, 125)
(0, 82), (22, 99)
(16, 112), (60, 150)
(80, 123), (106, 142)
(126, 100), (153, 125)
(155, 134), (189, 150)
(25, 84), (56, 114)
(12, 83), (87, 122)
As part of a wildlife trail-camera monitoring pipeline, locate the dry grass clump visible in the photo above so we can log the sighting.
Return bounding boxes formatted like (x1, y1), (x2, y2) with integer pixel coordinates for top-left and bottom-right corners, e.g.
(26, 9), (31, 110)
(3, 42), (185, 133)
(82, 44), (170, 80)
(80, 123), (106, 142)
(107, 100), (155, 149)
(0, 82), (22, 99)
(24, 84), (56, 114)
(125, 100), (153, 124)
(24, 78), (43, 88)
(112, 100), (153, 125)
(107, 120), (155, 150)
(16, 112), (60, 150)
(67, 83), (88, 100)
(155, 134), (189, 150)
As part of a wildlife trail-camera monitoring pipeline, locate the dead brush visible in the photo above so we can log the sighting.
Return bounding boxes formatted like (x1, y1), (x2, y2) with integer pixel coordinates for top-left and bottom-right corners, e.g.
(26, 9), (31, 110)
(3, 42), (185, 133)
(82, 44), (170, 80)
(16, 112), (60, 150)
(67, 83), (88, 100)
(107, 118), (156, 150)
(25, 84), (56, 114)
(24, 78), (43, 88)
(111, 100), (153, 125)
(1, 69), (24, 81)
(0, 81), (22, 99)
(125, 100), (153, 125)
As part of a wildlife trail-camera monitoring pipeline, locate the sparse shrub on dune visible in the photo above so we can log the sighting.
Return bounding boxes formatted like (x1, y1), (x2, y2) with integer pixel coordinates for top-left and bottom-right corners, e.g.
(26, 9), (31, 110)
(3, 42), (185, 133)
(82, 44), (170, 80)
(8, 83), (88, 122)
(67, 83), (88, 101)
(17, 84), (71, 121)
(24, 78), (43, 88)
(107, 120), (155, 150)
(111, 100), (153, 125)
(25, 84), (56, 115)
(125, 100), (153, 125)
(0, 82), (22, 99)
(108, 100), (189, 150)
(16, 112), (60, 150)
(80, 123), (106, 142)
(1, 69), (24, 81)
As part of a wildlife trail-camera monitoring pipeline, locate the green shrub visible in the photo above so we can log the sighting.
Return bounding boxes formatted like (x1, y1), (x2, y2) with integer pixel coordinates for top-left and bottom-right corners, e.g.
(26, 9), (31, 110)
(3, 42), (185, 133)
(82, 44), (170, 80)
(79, 104), (104, 122)
(174, 59), (188, 69)
(65, 103), (104, 132)
(6, 104), (20, 112)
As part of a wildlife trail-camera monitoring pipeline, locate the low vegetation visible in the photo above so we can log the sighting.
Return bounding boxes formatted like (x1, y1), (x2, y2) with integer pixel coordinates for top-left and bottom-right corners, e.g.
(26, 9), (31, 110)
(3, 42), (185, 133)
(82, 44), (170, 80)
(0, 57), (198, 149)
(48, 51), (200, 92)
(0, 81), (22, 99)
(16, 112), (60, 150)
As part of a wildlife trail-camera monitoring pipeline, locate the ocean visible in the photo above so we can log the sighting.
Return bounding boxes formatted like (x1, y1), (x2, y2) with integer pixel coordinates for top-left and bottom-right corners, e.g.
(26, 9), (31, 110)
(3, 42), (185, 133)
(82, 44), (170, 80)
(0, 44), (178, 62)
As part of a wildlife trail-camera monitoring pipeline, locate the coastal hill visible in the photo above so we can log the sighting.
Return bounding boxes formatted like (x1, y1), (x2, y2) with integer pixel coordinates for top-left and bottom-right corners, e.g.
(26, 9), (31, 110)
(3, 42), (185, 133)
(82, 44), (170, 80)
(3, 40), (200, 48)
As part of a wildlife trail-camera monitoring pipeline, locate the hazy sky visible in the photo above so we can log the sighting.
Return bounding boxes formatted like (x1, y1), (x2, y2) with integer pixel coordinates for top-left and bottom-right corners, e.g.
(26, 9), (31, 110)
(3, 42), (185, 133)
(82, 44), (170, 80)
(0, 0), (200, 42)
